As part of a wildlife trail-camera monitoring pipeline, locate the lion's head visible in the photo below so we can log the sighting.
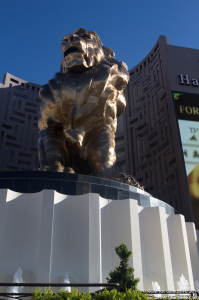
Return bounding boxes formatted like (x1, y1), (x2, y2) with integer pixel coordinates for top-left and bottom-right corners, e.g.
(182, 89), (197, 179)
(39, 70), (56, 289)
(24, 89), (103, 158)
(61, 28), (115, 73)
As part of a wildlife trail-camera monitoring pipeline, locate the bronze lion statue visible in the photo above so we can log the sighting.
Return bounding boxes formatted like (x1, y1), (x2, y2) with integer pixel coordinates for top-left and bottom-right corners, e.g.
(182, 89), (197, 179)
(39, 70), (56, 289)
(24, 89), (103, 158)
(38, 28), (129, 179)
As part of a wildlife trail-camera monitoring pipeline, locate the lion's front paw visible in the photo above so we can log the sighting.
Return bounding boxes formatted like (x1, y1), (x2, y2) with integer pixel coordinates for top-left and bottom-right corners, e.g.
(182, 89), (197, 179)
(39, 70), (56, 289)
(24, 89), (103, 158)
(64, 167), (75, 174)
(42, 163), (75, 173)
(43, 163), (65, 172)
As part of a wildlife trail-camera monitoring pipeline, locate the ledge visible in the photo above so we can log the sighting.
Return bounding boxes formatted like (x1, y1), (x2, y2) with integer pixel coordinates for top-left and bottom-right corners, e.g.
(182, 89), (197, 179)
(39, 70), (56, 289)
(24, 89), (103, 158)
(0, 171), (176, 214)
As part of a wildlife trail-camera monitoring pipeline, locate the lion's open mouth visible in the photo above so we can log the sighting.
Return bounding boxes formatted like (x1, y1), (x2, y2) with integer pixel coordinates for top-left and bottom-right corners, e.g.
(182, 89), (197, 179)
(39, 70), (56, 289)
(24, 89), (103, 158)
(64, 47), (83, 57)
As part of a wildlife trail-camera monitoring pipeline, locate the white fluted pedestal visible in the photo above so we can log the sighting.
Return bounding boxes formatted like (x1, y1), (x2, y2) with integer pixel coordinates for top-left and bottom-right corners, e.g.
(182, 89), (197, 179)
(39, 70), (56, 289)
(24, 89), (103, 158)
(0, 189), (198, 292)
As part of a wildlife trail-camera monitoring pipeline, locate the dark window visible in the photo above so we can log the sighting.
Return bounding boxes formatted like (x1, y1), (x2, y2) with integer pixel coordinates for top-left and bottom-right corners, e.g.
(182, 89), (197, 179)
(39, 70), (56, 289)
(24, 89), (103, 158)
(14, 92), (28, 99)
(18, 160), (31, 166)
(26, 101), (37, 107)
(10, 78), (19, 84)
(15, 86), (26, 92)
(25, 108), (36, 114)
(2, 124), (12, 130)
(6, 142), (21, 149)
(7, 135), (16, 141)
(10, 116), (24, 124)
(115, 136), (124, 142)
(19, 153), (31, 158)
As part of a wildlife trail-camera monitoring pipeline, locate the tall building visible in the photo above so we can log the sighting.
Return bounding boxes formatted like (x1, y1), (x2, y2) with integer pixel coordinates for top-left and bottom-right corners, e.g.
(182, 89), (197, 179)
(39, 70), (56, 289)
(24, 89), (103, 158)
(0, 73), (41, 171)
(116, 35), (199, 225)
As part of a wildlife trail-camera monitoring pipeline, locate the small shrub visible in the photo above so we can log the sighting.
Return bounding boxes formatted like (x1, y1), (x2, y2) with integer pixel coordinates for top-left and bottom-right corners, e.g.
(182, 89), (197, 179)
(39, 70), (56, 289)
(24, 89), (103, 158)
(95, 288), (118, 300)
(33, 287), (92, 300)
(33, 288), (53, 300)
(95, 288), (148, 300)
(106, 243), (139, 292)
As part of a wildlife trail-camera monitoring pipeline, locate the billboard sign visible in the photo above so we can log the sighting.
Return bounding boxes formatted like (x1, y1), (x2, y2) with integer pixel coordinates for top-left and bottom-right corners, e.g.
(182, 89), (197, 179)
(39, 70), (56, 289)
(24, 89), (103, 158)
(173, 92), (199, 227)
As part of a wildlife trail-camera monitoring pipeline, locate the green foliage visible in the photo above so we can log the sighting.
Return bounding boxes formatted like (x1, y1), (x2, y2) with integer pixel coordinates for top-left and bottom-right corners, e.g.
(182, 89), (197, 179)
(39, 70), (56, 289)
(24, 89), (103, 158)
(32, 287), (199, 300)
(33, 287), (54, 300)
(33, 288), (148, 300)
(106, 243), (139, 292)
(95, 288), (148, 300)
(32, 287), (92, 300)
(94, 288), (118, 300)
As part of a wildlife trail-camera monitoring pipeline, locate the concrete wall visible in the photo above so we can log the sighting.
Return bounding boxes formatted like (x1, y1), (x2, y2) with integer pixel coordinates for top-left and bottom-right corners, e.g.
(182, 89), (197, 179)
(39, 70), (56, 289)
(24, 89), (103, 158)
(0, 189), (198, 292)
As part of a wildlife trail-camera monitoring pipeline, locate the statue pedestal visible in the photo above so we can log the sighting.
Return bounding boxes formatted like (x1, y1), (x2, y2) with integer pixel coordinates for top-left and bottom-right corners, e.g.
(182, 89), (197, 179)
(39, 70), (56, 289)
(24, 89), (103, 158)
(0, 172), (197, 292)
(0, 171), (175, 214)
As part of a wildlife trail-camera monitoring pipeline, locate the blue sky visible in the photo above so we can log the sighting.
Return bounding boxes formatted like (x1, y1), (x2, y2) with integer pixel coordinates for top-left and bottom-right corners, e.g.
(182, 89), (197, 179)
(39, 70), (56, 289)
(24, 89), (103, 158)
(0, 0), (199, 85)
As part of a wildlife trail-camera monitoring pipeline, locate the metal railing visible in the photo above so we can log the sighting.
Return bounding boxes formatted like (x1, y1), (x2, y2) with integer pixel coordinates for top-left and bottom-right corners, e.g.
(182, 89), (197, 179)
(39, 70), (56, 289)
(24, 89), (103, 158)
(0, 282), (120, 300)
(143, 290), (199, 298)
(1, 283), (199, 300)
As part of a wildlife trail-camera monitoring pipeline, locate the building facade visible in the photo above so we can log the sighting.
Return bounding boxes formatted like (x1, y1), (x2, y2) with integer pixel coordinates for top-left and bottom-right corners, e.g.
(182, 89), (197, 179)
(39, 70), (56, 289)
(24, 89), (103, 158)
(0, 73), (41, 171)
(116, 35), (199, 225)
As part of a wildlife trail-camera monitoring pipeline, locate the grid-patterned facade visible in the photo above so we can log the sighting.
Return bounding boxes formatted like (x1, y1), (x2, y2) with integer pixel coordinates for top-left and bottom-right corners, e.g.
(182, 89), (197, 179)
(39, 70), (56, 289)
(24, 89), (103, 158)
(0, 73), (41, 171)
(115, 36), (194, 222)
